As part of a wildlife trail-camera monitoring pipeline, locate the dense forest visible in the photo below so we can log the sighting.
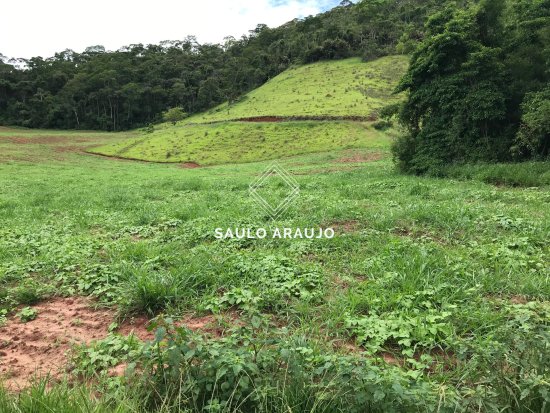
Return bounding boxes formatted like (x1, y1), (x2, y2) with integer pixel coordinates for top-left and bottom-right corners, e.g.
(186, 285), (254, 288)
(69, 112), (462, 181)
(0, 0), (455, 131)
(393, 0), (550, 172)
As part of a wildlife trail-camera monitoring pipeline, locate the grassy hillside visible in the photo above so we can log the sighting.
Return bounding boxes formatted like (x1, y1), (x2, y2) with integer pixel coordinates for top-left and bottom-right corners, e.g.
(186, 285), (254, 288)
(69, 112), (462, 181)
(188, 56), (409, 123)
(90, 55), (408, 164)
(90, 121), (393, 165)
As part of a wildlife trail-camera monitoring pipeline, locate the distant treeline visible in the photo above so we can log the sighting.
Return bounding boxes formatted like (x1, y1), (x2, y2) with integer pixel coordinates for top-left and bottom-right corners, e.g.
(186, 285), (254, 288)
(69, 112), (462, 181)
(0, 0), (457, 131)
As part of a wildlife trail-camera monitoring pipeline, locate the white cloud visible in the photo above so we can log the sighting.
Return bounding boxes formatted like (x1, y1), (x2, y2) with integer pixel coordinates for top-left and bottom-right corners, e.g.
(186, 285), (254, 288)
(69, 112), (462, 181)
(1, 0), (339, 59)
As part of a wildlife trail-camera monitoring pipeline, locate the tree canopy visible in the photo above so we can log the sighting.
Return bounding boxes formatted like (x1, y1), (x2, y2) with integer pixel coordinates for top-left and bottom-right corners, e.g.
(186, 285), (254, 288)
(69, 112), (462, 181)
(0, 0), (452, 131)
(393, 0), (550, 173)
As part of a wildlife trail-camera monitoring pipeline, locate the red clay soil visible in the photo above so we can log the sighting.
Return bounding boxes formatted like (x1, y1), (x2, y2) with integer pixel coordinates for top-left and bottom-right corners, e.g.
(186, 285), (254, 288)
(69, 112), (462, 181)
(179, 162), (201, 168)
(0, 298), (116, 390)
(53, 145), (89, 153)
(238, 116), (285, 122)
(236, 115), (373, 122)
(0, 297), (220, 390)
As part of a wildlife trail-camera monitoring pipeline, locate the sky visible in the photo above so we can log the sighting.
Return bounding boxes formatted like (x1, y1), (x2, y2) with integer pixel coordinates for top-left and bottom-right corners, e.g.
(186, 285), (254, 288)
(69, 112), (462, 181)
(1, 0), (341, 60)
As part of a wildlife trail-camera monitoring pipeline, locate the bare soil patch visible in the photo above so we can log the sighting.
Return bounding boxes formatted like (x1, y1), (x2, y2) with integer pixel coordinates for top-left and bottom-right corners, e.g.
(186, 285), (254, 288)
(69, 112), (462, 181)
(0, 298), (114, 390)
(179, 162), (201, 169)
(238, 116), (285, 122)
(330, 220), (360, 234)
(196, 115), (373, 124)
(391, 226), (449, 245)
(0, 297), (227, 390)
(53, 145), (91, 153)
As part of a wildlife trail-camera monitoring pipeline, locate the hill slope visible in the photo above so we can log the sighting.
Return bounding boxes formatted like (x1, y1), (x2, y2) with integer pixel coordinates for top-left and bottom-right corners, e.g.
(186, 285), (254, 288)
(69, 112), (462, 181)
(90, 56), (408, 165)
(188, 56), (408, 123)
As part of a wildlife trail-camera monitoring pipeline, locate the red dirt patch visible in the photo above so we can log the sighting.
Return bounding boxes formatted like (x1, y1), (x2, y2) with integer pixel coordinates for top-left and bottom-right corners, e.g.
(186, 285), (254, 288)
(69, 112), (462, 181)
(223, 115), (372, 123)
(117, 315), (153, 341)
(181, 314), (216, 330)
(0, 297), (239, 390)
(509, 295), (530, 305)
(391, 226), (449, 245)
(53, 145), (90, 153)
(330, 220), (360, 234)
(238, 116), (285, 122)
(0, 298), (114, 390)
(332, 339), (365, 354)
(379, 352), (403, 366)
(179, 162), (201, 168)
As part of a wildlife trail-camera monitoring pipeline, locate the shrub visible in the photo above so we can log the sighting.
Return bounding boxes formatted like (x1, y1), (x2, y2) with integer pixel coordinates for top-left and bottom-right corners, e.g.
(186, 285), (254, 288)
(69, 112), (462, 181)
(393, 1), (550, 173)
(514, 87), (550, 159)
(136, 316), (447, 413)
(304, 39), (351, 63)
(162, 107), (188, 125)
(373, 120), (393, 130)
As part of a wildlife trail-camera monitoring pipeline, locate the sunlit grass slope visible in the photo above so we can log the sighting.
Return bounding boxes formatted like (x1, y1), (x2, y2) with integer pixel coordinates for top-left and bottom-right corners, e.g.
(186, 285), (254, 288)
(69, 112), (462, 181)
(90, 55), (409, 164)
(188, 55), (409, 123)
(90, 121), (391, 165)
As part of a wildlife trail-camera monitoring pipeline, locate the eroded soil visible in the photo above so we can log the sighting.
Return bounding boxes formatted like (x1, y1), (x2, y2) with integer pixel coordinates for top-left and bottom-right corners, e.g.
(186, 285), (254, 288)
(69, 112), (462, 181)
(0, 297), (220, 390)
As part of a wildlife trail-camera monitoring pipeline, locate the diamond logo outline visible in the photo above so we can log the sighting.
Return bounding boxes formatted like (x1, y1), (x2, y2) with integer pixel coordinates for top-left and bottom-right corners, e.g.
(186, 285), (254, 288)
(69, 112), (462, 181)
(249, 162), (299, 219)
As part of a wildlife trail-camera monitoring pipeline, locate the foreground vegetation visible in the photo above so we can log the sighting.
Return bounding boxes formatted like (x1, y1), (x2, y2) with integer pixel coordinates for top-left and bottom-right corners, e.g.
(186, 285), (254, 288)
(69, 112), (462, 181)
(0, 128), (548, 411)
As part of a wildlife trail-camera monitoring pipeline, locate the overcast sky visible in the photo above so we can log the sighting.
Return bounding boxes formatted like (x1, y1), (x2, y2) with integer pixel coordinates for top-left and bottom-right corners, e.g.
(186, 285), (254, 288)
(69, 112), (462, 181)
(1, 0), (341, 60)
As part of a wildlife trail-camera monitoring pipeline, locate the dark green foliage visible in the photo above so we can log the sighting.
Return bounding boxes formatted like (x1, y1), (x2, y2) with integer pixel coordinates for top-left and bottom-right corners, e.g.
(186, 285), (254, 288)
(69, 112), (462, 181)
(372, 119), (392, 130)
(515, 86), (550, 158)
(394, 0), (550, 173)
(304, 38), (352, 63)
(379, 102), (402, 120)
(138, 316), (446, 413)
(0, 0), (457, 131)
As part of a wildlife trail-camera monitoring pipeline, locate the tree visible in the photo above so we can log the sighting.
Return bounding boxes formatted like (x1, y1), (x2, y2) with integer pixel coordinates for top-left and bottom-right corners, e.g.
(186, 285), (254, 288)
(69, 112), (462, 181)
(393, 0), (549, 173)
(514, 86), (550, 158)
(162, 107), (188, 125)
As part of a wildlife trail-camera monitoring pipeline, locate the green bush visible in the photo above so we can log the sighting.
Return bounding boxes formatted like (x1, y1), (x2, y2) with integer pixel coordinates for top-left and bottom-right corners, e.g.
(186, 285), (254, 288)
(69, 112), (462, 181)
(393, 1), (550, 173)
(514, 87), (550, 159)
(373, 120), (393, 130)
(136, 316), (447, 413)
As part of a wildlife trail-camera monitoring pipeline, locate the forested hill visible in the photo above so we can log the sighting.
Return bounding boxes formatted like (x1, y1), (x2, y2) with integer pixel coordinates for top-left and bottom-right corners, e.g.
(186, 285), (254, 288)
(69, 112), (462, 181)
(0, 0), (459, 131)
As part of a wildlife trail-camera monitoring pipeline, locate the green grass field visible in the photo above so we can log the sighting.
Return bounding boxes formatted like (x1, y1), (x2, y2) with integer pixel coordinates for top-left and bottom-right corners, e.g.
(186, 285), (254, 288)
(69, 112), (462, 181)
(0, 127), (548, 412)
(91, 56), (408, 164)
(90, 121), (393, 165)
